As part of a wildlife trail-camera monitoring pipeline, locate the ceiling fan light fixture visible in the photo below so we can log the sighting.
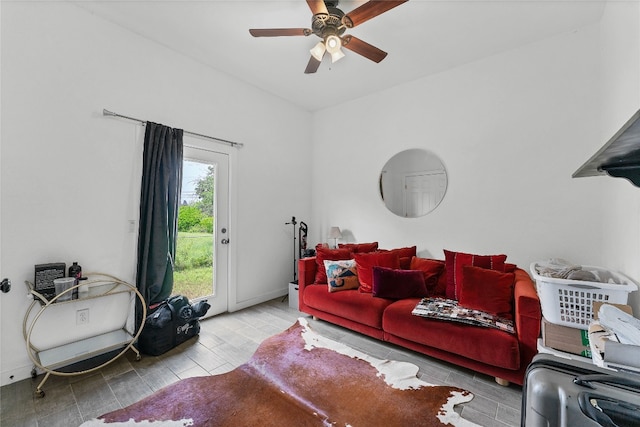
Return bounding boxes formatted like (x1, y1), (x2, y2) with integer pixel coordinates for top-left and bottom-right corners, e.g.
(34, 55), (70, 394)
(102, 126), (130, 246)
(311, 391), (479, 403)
(324, 34), (345, 63)
(330, 49), (345, 63)
(310, 41), (326, 62)
(325, 35), (342, 53)
(249, 0), (408, 73)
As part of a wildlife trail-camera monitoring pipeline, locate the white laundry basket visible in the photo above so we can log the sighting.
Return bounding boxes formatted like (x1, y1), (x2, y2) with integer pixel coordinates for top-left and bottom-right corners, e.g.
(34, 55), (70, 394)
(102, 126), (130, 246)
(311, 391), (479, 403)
(530, 262), (637, 329)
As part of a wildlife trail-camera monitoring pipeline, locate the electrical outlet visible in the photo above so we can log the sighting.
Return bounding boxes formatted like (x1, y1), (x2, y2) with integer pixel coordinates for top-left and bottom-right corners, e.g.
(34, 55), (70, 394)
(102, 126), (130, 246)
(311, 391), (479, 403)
(77, 308), (89, 325)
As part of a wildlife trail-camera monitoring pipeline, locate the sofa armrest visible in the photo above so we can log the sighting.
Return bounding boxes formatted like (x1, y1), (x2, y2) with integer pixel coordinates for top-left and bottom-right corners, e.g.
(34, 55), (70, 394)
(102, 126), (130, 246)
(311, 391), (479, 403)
(514, 268), (542, 367)
(297, 257), (318, 312)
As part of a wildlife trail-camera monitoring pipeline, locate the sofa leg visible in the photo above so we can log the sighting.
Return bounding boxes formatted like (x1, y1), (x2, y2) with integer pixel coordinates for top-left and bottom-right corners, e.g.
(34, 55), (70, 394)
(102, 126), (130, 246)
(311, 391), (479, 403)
(495, 377), (510, 387)
(312, 316), (318, 321)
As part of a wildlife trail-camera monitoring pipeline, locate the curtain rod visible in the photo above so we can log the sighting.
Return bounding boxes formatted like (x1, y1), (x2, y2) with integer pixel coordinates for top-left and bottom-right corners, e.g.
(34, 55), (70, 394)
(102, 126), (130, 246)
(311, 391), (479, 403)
(102, 109), (244, 149)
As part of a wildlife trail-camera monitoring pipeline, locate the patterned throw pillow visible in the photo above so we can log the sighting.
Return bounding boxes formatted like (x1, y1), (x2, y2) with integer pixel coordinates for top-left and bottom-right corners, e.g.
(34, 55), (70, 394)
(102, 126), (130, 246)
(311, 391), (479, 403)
(324, 260), (359, 293)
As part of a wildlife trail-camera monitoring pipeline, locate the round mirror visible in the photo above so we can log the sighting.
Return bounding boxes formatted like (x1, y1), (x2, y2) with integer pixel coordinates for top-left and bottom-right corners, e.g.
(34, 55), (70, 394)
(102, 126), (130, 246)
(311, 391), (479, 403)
(379, 149), (448, 217)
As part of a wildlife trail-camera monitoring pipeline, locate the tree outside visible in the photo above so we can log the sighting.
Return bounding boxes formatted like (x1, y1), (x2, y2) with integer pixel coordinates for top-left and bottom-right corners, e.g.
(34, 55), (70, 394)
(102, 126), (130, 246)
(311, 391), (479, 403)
(194, 165), (214, 217)
(174, 163), (215, 300)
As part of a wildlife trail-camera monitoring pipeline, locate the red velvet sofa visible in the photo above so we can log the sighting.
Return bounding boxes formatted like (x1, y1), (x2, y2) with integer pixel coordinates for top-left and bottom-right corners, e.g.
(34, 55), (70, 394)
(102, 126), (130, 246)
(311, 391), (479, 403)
(297, 255), (542, 386)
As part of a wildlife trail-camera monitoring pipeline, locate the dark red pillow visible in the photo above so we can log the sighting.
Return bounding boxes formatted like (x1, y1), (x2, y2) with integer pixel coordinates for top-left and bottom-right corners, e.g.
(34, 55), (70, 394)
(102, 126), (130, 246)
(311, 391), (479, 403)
(444, 249), (507, 300)
(338, 242), (379, 253)
(314, 246), (352, 284)
(354, 251), (400, 293)
(409, 257), (445, 295)
(459, 265), (515, 320)
(372, 267), (427, 299)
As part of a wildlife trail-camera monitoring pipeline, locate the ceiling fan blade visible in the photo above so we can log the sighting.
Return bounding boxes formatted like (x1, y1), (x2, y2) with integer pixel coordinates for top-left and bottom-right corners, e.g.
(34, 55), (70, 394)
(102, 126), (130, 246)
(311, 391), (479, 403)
(341, 35), (387, 63)
(304, 55), (322, 74)
(249, 28), (311, 37)
(306, 0), (329, 16)
(344, 0), (408, 28)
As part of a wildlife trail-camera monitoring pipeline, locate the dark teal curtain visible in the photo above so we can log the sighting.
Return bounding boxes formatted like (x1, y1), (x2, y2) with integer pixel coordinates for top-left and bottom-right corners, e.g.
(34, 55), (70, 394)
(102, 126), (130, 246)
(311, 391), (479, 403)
(136, 122), (183, 323)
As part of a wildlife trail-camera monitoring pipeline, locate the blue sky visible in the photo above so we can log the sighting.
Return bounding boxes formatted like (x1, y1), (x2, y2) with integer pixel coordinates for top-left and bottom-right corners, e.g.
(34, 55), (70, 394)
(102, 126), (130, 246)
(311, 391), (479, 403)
(181, 160), (209, 204)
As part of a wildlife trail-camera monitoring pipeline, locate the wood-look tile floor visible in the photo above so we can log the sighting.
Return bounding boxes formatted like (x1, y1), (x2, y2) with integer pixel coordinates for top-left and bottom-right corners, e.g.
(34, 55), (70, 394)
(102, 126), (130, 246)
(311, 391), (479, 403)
(0, 298), (522, 426)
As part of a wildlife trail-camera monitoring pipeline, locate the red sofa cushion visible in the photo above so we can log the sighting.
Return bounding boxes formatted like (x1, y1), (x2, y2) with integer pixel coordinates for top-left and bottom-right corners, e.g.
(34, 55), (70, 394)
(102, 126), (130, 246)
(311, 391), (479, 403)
(459, 265), (515, 320)
(383, 299), (520, 370)
(338, 242), (379, 253)
(381, 246), (417, 269)
(409, 257), (445, 295)
(303, 284), (394, 329)
(354, 251), (401, 293)
(444, 249), (507, 300)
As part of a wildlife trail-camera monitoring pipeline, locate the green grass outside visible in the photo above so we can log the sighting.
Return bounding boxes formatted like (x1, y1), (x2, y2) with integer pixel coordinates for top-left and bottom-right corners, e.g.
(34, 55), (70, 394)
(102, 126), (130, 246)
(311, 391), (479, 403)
(174, 232), (213, 301)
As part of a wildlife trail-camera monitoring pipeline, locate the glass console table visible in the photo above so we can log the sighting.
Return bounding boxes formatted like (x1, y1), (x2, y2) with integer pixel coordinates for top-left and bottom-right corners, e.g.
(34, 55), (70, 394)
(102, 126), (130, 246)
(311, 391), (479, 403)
(23, 273), (146, 398)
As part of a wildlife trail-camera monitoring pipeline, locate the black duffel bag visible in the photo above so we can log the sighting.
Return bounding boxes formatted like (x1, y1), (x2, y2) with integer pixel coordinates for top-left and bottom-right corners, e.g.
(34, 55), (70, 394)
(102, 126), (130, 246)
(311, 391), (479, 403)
(137, 295), (210, 356)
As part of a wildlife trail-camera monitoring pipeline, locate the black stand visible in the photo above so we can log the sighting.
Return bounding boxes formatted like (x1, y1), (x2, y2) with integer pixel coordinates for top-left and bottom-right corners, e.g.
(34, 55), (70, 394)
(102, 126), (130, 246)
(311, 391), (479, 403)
(285, 216), (297, 283)
(299, 221), (308, 261)
(283, 217), (312, 303)
(283, 216), (297, 302)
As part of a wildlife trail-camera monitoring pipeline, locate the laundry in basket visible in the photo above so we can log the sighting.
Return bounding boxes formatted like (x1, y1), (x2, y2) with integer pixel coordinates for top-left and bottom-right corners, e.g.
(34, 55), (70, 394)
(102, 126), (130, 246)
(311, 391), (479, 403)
(531, 260), (637, 329)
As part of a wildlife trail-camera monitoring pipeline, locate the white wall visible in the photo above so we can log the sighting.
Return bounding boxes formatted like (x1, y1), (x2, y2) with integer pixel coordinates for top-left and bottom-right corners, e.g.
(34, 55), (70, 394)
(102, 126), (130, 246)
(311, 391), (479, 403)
(598, 1), (640, 313)
(311, 23), (605, 269)
(310, 2), (640, 317)
(0, 2), (312, 385)
(2, 0), (638, 388)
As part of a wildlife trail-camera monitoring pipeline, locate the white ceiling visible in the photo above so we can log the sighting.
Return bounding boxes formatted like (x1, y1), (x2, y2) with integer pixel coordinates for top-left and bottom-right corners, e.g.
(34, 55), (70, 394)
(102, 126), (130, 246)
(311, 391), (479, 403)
(73, 0), (605, 111)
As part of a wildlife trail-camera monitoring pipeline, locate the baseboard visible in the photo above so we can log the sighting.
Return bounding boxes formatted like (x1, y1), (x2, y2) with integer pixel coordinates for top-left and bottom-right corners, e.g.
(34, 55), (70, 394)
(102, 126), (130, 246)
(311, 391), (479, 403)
(1, 364), (38, 387)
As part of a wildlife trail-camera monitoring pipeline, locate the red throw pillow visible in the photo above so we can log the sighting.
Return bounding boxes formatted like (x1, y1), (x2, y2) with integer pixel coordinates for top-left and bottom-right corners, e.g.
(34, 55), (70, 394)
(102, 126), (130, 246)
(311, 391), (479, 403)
(444, 249), (507, 300)
(372, 267), (427, 299)
(385, 246), (417, 269)
(505, 263), (517, 273)
(338, 242), (379, 253)
(315, 246), (352, 284)
(409, 257), (445, 295)
(354, 251), (400, 293)
(459, 265), (515, 320)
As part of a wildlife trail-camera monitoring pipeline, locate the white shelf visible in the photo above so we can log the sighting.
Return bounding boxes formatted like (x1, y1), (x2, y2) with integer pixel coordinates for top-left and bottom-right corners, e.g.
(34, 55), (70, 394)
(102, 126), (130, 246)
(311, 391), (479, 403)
(24, 273), (146, 397)
(38, 329), (134, 370)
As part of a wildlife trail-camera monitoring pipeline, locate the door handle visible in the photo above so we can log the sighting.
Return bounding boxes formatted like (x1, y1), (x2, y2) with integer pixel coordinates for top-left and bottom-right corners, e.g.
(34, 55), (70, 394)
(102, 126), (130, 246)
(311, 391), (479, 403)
(221, 239), (230, 244)
(1, 278), (10, 293)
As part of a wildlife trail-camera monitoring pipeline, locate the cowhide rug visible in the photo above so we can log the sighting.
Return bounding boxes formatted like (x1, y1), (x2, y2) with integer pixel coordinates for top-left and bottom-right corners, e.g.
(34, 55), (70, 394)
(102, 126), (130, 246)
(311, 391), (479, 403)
(81, 318), (479, 426)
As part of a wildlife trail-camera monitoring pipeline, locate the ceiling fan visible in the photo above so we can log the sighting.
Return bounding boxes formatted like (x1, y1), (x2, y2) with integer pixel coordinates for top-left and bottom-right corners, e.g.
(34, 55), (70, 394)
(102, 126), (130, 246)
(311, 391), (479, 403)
(249, 0), (408, 74)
